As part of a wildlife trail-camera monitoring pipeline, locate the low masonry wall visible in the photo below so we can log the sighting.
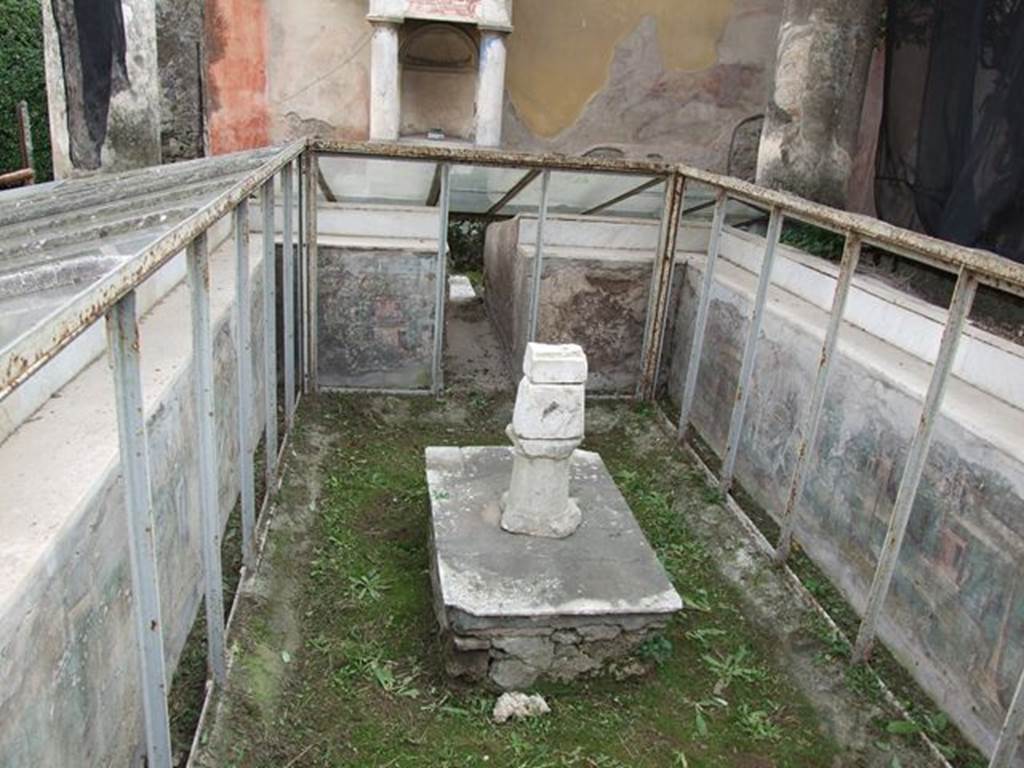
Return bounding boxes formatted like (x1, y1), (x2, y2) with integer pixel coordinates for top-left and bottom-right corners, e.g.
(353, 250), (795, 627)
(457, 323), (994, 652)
(662, 227), (1024, 762)
(253, 202), (442, 391)
(0, 229), (269, 766)
(483, 214), (708, 392)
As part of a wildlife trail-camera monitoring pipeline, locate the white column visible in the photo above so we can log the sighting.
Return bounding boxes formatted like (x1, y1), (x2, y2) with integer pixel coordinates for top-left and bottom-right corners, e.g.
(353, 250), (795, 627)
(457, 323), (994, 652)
(369, 21), (401, 141)
(475, 29), (507, 147)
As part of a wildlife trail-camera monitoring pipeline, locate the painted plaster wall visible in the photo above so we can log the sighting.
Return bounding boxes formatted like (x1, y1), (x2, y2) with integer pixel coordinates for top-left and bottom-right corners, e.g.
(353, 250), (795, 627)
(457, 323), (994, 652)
(0, 240), (269, 766)
(317, 245), (437, 389)
(662, 250), (1024, 762)
(202, 0), (779, 168)
(483, 215), (681, 393)
(503, 0), (782, 169)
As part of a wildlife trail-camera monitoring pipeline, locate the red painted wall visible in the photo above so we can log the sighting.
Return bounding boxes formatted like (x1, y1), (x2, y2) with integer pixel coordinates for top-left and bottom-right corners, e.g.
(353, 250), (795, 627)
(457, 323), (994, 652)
(205, 0), (270, 154)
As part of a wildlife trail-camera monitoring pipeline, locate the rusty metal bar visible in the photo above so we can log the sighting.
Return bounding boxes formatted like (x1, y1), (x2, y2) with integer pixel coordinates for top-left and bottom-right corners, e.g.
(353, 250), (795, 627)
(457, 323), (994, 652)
(774, 233), (862, 563)
(234, 200), (256, 569)
(0, 139), (306, 404)
(426, 163), (443, 207)
(186, 232), (227, 686)
(431, 163), (451, 393)
(309, 139), (1024, 298)
(720, 207), (783, 493)
(282, 162), (297, 425)
(316, 166), (337, 203)
(106, 291), (173, 768)
(636, 172), (684, 400)
(678, 189), (727, 437)
(526, 169), (552, 344)
(303, 151), (319, 393)
(582, 176), (664, 217)
(260, 178), (278, 492)
(990, 665), (1024, 768)
(486, 168), (541, 217)
(852, 269), (979, 663)
(0, 167), (34, 189)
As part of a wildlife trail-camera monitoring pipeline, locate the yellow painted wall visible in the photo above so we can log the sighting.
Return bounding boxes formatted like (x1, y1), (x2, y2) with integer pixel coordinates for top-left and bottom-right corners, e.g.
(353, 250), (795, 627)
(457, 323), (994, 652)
(507, 0), (736, 137)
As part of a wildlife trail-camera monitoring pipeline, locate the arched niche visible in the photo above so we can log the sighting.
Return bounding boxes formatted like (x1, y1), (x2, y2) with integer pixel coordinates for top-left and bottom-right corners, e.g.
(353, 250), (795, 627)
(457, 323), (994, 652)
(400, 22), (478, 141)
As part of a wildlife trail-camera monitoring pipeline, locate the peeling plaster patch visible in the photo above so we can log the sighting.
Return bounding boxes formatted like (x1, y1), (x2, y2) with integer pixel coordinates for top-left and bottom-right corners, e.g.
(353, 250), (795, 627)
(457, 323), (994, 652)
(506, 0), (736, 138)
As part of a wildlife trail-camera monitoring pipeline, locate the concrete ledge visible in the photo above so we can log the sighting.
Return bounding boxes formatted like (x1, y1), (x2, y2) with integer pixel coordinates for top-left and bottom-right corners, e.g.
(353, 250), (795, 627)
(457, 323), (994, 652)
(0, 230), (268, 766)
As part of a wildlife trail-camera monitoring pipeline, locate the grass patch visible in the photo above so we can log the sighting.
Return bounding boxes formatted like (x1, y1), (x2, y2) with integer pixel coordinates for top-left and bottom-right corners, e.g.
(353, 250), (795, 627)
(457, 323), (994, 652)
(201, 395), (843, 767)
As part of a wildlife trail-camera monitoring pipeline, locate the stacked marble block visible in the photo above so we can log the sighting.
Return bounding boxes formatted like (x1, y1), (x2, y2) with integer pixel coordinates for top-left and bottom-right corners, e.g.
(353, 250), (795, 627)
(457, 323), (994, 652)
(426, 343), (682, 689)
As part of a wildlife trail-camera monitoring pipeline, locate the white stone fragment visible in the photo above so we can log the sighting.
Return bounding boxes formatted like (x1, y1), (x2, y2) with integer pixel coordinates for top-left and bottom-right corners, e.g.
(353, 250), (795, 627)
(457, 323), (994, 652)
(522, 342), (587, 384)
(492, 692), (551, 724)
(511, 378), (584, 440)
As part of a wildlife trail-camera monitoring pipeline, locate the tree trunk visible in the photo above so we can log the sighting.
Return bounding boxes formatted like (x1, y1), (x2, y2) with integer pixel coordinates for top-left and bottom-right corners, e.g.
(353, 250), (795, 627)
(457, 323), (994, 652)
(756, 0), (884, 209)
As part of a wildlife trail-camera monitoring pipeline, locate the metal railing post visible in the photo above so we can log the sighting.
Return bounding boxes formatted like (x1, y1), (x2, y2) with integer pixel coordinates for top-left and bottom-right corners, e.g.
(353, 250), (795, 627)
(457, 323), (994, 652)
(431, 163), (451, 394)
(990, 666), (1024, 768)
(637, 172), (684, 400)
(774, 233), (862, 563)
(678, 189), (727, 438)
(852, 269), (978, 662)
(525, 168), (551, 344)
(106, 291), (173, 768)
(282, 162), (297, 426)
(186, 232), (227, 685)
(303, 152), (319, 393)
(234, 201), (256, 569)
(261, 178), (278, 491)
(720, 207), (783, 492)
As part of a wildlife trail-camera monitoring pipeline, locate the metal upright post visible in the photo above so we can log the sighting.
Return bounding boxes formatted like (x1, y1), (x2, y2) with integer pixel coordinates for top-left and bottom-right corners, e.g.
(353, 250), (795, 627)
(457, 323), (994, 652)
(186, 233), (227, 686)
(990, 665), (1024, 768)
(774, 233), (862, 563)
(526, 168), (551, 344)
(852, 269), (978, 662)
(720, 207), (783, 492)
(261, 178), (278, 491)
(678, 189), (727, 438)
(431, 163), (451, 394)
(106, 292), (173, 768)
(636, 172), (684, 400)
(282, 162), (297, 424)
(303, 152), (319, 393)
(234, 200), (256, 569)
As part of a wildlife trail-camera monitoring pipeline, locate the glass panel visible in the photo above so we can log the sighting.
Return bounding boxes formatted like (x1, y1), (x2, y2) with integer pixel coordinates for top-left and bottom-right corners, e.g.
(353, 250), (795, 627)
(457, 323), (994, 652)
(318, 156), (436, 206)
(448, 165), (537, 213)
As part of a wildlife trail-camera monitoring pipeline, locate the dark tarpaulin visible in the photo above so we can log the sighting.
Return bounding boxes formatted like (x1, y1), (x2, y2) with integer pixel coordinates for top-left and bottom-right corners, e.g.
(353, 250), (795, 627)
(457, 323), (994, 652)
(876, 0), (1024, 263)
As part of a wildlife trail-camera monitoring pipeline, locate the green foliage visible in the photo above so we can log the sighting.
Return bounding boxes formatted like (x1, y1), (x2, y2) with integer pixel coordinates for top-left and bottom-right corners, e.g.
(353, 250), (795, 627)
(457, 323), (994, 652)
(0, 0), (51, 180)
(447, 217), (487, 274)
(780, 221), (845, 262)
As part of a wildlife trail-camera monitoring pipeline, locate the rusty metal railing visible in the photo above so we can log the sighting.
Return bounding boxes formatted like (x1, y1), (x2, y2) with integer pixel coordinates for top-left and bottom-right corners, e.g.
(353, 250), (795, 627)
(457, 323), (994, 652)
(3, 137), (1024, 768)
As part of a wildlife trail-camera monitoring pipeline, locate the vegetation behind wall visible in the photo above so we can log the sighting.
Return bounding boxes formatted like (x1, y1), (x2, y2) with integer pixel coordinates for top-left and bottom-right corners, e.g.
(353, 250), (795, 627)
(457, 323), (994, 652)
(1, 0), (52, 181)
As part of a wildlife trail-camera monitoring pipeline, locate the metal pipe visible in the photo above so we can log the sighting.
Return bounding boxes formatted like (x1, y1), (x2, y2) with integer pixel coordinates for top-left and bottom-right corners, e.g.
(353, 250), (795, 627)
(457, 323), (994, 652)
(852, 269), (979, 662)
(303, 152), (319, 393)
(106, 291), (173, 768)
(234, 200), (256, 569)
(678, 189), (728, 437)
(526, 169), (551, 344)
(261, 178), (278, 492)
(636, 172), (684, 400)
(989, 664), (1024, 768)
(486, 168), (541, 216)
(431, 164), (451, 393)
(581, 176), (664, 217)
(282, 162), (297, 425)
(720, 207), (783, 493)
(186, 232), (227, 686)
(774, 233), (862, 563)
